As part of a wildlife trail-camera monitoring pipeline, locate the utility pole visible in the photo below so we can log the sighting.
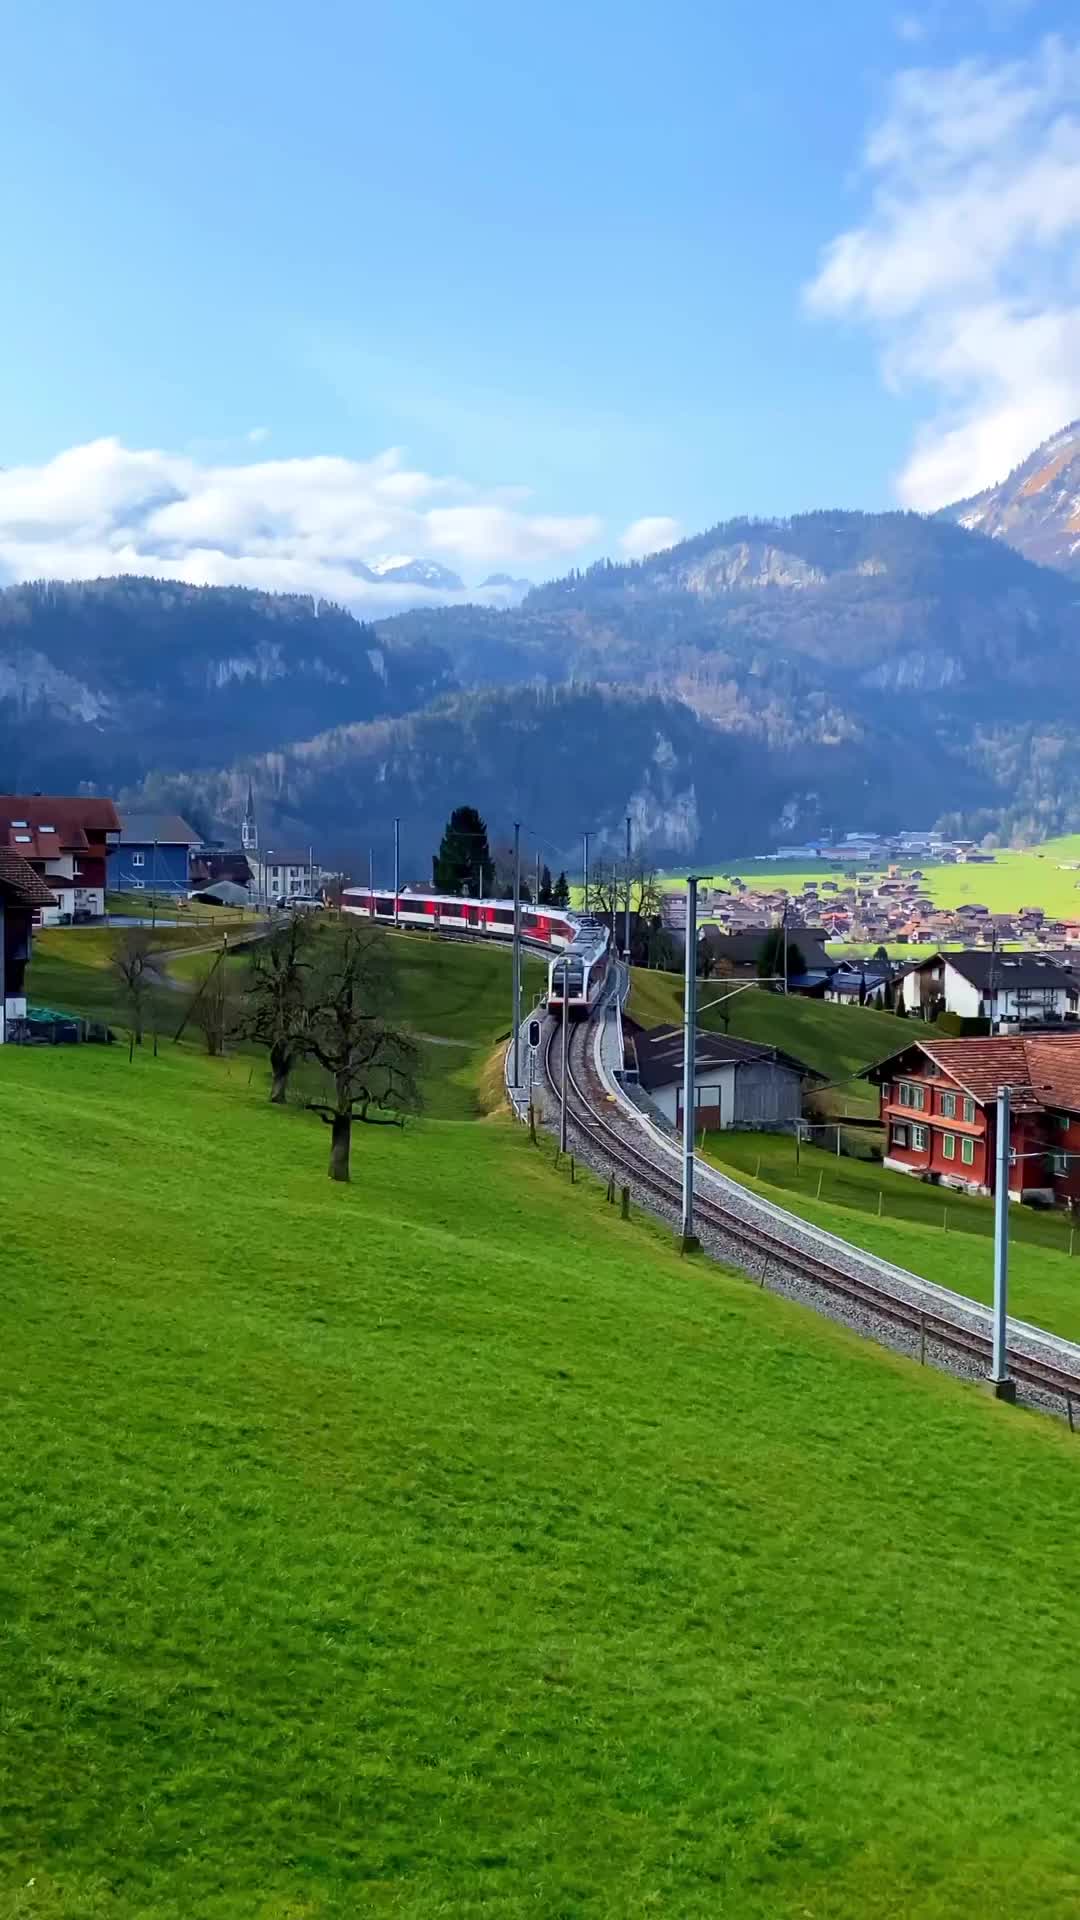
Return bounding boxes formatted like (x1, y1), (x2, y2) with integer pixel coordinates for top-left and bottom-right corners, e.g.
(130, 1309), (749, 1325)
(535, 849), (541, 905)
(624, 814), (632, 960)
(990, 1085), (1016, 1401)
(512, 821), (522, 1087)
(559, 958), (569, 1154)
(393, 817), (400, 925)
(782, 903), (789, 996)
(368, 846), (374, 898)
(583, 830), (592, 915)
(680, 875), (702, 1251)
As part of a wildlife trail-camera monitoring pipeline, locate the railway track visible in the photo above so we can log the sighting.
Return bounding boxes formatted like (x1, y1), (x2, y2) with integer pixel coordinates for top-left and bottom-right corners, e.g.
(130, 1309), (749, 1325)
(542, 1005), (1080, 1419)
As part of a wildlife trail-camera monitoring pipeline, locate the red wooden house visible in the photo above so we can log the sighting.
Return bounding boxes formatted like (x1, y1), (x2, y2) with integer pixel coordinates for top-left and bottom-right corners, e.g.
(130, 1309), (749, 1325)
(0, 795), (121, 923)
(863, 1034), (1080, 1205)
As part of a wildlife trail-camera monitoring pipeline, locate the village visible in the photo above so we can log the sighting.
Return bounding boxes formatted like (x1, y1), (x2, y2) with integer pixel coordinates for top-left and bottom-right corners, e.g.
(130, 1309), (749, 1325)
(662, 827), (1080, 952)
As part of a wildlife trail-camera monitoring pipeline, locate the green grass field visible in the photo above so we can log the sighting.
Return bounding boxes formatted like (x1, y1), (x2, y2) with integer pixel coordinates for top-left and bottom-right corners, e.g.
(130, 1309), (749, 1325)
(7, 1026), (1080, 1915)
(628, 966), (909, 1115)
(28, 925), (546, 1122)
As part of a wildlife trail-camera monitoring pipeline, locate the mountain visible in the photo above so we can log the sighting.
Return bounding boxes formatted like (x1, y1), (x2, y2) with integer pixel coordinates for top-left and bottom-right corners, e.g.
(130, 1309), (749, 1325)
(128, 679), (971, 874)
(379, 508), (1080, 706)
(0, 577), (454, 791)
(367, 557), (465, 591)
(10, 508), (1080, 858)
(940, 422), (1080, 575)
(479, 572), (533, 595)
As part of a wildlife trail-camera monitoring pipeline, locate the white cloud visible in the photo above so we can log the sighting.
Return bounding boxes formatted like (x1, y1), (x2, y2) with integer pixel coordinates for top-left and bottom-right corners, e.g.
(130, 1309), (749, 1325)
(805, 34), (1080, 507)
(619, 515), (683, 558)
(0, 437), (603, 608)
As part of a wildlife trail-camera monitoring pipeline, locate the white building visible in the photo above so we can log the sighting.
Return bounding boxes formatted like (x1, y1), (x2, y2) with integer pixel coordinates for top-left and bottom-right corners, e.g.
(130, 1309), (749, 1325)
(249, 849), (316, 902)
(900, 951), (1076, 1027)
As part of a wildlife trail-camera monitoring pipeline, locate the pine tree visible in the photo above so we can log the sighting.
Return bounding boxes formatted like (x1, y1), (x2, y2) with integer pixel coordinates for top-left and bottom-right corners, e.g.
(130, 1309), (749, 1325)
(552, 870), (570, 908)
(432, 806), (493, 896)
(538, 864), (553, 905)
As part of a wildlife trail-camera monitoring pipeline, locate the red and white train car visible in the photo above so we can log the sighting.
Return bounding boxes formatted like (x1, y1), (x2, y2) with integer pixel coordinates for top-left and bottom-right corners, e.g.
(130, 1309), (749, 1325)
(341, 887), (576, 947)
(341, 887), (613, 1017)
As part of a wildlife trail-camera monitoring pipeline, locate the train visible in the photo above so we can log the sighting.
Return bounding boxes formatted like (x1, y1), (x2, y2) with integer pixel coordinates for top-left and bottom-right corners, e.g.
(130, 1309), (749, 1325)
(546, 918), (613, 1018)
(340, 886), (613, 1018)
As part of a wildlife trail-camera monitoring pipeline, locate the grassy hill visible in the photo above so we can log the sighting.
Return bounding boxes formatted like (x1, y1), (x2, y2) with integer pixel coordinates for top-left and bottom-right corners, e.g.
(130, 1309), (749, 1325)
(628, 967), (910, 1115)
(28, 924), (547, 1121)
(6, 959), (1080, 1911)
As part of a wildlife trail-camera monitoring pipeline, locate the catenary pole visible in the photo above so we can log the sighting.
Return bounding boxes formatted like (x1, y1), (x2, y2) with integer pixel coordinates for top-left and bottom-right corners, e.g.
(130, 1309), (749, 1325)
(681, 875), (701, 1249)
(583, 830), (591, 915)
(512, 821), (522, 1087)
(393, 817), (400, 925)
(990, 1085), (1016, 1399)
(560, 959), (569, 1154)
(624, 814), (632, 960)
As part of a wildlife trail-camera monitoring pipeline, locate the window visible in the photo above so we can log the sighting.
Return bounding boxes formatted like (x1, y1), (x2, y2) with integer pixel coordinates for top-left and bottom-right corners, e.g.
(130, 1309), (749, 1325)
(940, 1090), (957, 1118)
(912, 1124), (927, 1150)
(1050, 1152), (1070, 1176)
(963, 1096), (976, 1124)
(962, 1137), (975, 1166)
(890, 1123), (910, 1149)
(10, 818), (26, 827)
(13, 833), (31, 843)
(132, 852), (145, 868)
(897, 1081), (924, 1109)
(38, 824), (55, 833)
(943, 1133), (957, 1161)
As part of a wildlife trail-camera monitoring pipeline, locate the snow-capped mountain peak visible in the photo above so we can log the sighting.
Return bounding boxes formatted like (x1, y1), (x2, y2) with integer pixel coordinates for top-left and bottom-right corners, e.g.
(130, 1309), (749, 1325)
(367, 555), (464, 590)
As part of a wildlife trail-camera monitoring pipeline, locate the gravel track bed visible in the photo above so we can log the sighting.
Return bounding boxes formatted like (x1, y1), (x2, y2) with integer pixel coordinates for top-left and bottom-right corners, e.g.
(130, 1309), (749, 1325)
(535, 1013), (1075, 1422)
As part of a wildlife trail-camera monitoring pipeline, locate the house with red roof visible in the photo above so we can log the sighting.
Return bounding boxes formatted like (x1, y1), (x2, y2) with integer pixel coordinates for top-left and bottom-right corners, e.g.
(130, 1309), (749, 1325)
(0, 795), (121, 924)
(862, 1033), (1080, 1205)
(0, 849), (56, 1040)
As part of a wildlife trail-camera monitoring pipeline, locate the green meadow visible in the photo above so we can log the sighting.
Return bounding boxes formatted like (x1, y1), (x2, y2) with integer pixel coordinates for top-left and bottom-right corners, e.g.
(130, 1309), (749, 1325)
(5, 934), (1080, 1914)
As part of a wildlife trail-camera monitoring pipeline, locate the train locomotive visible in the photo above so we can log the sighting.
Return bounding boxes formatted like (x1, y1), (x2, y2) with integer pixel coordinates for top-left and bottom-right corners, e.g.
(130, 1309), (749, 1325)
(546, 918), (612, 1019)
(340, 886), (613, 1017)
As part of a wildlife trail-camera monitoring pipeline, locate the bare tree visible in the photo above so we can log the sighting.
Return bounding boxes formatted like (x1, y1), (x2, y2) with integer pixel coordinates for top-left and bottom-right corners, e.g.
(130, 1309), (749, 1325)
(633, 863), (662, 922)
(241, 912), (315, 1102)
(112, 929), (157, 1054)
(590, 859), (621, 922)
(304, 922), (422, 1181)
(190, 952), (240, 1057)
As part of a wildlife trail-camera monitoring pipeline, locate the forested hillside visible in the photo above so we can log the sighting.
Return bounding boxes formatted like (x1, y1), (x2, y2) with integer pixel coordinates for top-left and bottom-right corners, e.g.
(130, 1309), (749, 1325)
(8, 506), (1080, 855)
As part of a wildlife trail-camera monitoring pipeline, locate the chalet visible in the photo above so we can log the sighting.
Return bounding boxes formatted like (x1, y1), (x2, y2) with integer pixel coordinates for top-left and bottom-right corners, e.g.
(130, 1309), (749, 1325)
(629, 1023), (821, 1132)
(899, 951), (1075, 1027)
(863, 1033), (1080, 1204)
(0, 794), (121, 923)
(0, 849), (56, 1040)
(115, 812), (202, 895)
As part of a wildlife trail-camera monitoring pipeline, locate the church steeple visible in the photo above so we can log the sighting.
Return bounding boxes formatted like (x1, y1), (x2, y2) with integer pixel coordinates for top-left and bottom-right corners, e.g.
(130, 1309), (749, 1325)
(241, 777), (258, 853)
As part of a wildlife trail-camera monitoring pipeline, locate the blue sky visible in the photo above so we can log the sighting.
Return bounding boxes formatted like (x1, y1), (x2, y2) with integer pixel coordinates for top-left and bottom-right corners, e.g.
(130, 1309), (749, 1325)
(1, 0), (1077, 601)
